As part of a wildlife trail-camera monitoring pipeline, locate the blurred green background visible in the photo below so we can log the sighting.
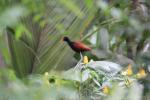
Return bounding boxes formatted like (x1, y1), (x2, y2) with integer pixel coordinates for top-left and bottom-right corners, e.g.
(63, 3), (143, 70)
(0, 0), (150, 100)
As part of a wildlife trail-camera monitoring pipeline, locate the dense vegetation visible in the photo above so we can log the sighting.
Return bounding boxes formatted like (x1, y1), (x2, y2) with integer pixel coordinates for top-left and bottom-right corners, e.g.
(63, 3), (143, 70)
(0, 0), (150, 100)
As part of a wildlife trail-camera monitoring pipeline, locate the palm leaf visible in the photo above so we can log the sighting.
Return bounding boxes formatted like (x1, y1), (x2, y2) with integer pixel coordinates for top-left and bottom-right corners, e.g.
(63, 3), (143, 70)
(7, 0), (96, 77)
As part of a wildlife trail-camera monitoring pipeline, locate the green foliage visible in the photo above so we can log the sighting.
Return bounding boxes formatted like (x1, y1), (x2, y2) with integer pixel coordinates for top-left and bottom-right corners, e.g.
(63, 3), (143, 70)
(0, 0), (150, 99)
(3, 0), (96, 77)
(59, 0), (84, 18)
(0, 59), (146, 100)
(0, 6), (27, 33)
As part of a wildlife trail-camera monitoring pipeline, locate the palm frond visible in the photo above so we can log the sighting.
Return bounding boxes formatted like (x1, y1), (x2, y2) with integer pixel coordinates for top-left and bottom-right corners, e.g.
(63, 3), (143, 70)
(7, 0), (97, 77)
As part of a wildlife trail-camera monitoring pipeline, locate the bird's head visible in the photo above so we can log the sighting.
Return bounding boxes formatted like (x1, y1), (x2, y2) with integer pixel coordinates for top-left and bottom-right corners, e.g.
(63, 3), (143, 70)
(63, 36), (70, 42)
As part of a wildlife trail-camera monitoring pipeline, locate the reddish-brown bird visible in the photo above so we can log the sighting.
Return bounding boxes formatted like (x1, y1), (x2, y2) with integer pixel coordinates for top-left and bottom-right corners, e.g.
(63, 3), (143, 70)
(63, 36), (91, 53)
(63, 36), (91, 69)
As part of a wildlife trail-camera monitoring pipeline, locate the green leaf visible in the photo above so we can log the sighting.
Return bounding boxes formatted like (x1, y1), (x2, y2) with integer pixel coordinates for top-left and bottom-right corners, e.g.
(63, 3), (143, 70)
(85, 0), (94, 8)
(62, 68), (81, 82)
(0, 6), (27, 33)
(59, 0), (84, 18)
(15, 24), (32, 39)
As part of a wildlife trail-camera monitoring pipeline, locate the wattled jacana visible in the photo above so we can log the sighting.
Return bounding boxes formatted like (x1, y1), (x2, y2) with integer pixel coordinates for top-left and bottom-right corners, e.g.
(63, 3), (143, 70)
(63, 37), (91, 52)
(63, 36), (91, 69)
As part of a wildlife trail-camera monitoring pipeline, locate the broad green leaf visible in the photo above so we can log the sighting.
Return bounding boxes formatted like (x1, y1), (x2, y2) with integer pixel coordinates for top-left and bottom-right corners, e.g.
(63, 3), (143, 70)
(62, 68), (81, 82)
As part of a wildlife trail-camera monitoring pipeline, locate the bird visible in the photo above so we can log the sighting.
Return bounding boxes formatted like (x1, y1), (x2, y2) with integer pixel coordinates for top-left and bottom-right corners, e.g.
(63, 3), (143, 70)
(63, 36), (91, 69)
(63, 37), (91, 52)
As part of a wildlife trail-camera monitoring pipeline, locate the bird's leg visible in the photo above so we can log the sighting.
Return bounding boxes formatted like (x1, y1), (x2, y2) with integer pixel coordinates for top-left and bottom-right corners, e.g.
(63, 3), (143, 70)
(78, 52), (83, 66)
(80, 52), (83, 60)
(74, 52), (83, 70)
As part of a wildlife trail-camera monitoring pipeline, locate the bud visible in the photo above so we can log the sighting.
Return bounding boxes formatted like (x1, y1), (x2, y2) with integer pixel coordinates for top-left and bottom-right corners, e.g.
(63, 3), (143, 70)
(83, 56), (88, 64)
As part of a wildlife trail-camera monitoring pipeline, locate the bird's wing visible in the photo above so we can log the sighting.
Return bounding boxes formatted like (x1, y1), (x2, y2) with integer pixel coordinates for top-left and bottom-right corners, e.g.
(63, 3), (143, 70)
(73, 41), (91, 50)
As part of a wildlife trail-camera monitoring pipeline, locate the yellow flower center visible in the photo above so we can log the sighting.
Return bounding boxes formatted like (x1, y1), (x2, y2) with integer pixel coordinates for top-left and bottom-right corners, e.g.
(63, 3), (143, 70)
(83, 56), (88, 64)
(126, 64), (133, 76)
(137, 68), (147, 78)
(103, 86), (109, 94)
(121, 64), (133, 76)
